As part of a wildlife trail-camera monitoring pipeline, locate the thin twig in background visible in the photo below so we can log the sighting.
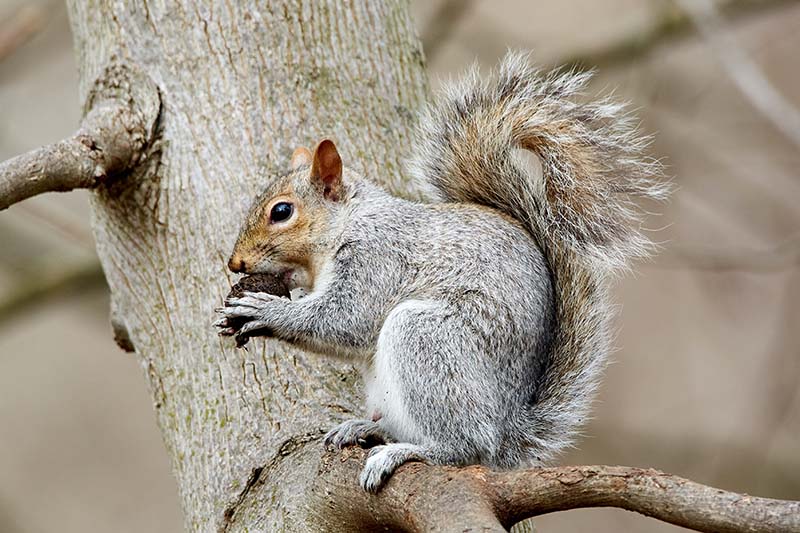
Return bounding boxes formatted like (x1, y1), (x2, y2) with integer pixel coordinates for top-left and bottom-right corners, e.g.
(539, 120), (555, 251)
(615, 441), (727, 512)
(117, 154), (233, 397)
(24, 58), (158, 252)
(16, 202), (96, 250)
(0, 261), (105, 324)
(676, 0), (800, 149)
(558, 0), (797, 71)
(0, 5), (46, 62)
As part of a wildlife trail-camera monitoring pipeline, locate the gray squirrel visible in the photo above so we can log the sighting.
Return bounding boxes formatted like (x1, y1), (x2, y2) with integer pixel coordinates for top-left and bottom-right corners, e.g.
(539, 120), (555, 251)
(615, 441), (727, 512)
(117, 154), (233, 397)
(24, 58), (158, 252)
(214, 52), (667, 492)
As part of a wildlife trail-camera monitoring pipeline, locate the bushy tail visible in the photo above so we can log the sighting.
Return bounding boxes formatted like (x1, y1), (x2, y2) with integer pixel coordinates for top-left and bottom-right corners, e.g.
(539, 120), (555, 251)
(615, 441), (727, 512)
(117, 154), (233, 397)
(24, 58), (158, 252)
(407, 52), (668, 461)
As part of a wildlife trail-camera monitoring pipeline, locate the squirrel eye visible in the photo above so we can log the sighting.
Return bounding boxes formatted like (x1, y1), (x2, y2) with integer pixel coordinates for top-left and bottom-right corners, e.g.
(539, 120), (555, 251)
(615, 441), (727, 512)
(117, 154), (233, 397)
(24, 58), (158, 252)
(269, 202), (294, 223)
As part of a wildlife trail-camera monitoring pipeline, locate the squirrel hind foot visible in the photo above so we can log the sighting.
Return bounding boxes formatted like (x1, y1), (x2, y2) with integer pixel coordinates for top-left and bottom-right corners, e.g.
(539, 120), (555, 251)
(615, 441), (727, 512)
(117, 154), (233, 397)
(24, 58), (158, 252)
(324, 419), (391, 450)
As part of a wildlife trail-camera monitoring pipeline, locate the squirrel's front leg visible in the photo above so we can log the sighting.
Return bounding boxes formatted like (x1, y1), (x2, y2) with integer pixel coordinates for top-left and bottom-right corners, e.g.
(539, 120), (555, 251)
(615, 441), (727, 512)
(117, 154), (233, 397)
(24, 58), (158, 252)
(215, 291), (289, 343)
(216, 290), (375, 358)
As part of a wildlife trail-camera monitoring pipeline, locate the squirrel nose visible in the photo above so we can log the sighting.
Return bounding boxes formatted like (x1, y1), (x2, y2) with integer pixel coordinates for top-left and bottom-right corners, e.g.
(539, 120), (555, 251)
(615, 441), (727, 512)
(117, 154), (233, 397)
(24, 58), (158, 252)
(228, 255), (248, 273)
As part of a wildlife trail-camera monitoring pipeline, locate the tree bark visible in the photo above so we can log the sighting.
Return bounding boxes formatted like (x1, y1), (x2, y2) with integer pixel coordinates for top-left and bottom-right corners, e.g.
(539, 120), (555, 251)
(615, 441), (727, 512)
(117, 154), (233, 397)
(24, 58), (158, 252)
(298, 448), (800, 533)
(65, 1), (428, 531)
(0, 1), (787, 532)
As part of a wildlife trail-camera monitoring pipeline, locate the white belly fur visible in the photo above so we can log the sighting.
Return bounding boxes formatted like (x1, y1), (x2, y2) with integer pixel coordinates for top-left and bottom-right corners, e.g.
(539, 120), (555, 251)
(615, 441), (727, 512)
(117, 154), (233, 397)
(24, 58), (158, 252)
(362, 300), (431, 444)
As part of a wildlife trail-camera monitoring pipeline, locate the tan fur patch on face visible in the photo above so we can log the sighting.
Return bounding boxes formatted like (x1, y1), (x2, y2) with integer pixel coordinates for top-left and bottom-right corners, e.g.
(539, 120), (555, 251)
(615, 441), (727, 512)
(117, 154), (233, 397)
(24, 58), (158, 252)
(230, 180), (314, 276)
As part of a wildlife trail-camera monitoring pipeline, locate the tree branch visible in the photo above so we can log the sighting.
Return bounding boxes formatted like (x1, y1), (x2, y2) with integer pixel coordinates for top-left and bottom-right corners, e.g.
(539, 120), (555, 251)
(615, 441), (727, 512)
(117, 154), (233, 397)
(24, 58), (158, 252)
(299, 446), (800, 532)
(558, 0), (796, 71)
(490, 465), (800, 533)
(0, 60), (160, 210)
(0, 5), (46, 62)
(0, 260), (104, 324)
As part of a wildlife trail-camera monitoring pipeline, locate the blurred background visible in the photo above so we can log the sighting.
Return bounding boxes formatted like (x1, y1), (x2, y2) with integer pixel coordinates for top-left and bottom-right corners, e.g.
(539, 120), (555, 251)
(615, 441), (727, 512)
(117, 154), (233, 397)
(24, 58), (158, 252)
(0, 0), (798, 531)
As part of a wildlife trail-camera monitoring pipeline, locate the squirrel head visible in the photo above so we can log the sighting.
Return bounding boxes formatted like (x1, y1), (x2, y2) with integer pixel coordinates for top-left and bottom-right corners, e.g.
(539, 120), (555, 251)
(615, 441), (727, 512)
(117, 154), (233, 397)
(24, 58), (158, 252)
(227, 139), (347, 290)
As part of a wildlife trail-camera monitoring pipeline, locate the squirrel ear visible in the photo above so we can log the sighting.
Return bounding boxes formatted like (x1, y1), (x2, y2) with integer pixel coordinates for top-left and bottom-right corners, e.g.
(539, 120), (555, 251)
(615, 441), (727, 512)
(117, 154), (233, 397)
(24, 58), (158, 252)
(290, 147), (312, 169)
(310, 139), (343, 201)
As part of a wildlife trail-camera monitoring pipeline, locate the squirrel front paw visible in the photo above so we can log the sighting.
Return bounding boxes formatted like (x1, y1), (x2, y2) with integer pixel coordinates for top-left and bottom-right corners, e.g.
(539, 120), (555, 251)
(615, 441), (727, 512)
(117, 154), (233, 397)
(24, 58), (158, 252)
(214, 291), (284, 346)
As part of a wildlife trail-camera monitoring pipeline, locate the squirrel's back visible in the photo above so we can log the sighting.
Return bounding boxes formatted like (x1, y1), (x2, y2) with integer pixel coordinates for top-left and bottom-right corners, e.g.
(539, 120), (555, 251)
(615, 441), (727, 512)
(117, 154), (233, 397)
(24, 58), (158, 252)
(407, 52), (668, 462)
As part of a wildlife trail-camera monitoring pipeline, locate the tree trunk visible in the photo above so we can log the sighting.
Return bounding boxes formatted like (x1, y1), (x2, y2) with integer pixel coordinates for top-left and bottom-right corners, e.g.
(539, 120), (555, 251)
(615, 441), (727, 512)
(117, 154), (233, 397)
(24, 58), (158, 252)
(65, 1), (429, 530)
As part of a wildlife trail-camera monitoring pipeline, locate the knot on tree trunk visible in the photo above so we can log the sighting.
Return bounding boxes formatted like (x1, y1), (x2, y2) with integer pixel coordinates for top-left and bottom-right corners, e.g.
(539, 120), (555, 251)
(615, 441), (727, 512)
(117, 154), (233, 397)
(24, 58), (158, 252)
(0, 57), (161, 210)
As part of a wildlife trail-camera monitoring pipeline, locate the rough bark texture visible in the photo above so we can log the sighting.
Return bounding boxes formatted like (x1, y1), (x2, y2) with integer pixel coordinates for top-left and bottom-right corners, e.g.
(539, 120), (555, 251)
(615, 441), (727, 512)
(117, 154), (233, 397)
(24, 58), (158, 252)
(65, 1), (428, 531)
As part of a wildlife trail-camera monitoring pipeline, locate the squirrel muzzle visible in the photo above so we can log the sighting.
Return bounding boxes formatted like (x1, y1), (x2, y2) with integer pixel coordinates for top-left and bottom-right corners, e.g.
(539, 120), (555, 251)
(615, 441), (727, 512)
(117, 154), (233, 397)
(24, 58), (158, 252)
(227, 253), (249, 274)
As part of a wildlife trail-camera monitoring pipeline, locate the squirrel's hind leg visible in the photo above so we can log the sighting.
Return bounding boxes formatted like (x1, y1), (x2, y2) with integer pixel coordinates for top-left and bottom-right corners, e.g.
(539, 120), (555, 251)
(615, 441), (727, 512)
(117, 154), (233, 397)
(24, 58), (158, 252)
(362, 299), (505, 493)
(324, 419), (393, 449)
(359, 442), (458, 493)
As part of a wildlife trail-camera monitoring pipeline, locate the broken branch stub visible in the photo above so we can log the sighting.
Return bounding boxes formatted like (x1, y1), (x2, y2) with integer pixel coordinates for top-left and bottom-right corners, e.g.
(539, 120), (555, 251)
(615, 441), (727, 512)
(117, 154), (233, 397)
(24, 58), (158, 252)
(0, 60), (160, 210)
